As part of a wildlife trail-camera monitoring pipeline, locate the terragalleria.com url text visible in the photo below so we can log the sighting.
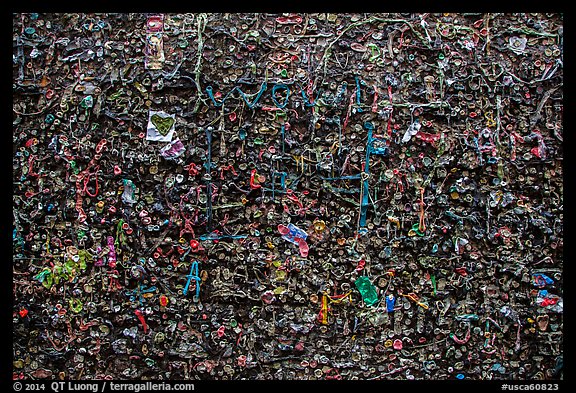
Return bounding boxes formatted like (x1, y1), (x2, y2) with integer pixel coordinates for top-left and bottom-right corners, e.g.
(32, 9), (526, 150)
(49, 382), (195, 392)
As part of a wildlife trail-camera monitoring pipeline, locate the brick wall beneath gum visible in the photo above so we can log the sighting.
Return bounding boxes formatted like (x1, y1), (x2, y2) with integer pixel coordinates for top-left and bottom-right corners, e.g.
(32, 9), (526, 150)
(13, 13), (563, 380)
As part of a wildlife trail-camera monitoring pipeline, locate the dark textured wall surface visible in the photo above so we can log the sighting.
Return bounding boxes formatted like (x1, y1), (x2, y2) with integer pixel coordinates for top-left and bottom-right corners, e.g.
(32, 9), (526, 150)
(13, 13), (563, 380)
